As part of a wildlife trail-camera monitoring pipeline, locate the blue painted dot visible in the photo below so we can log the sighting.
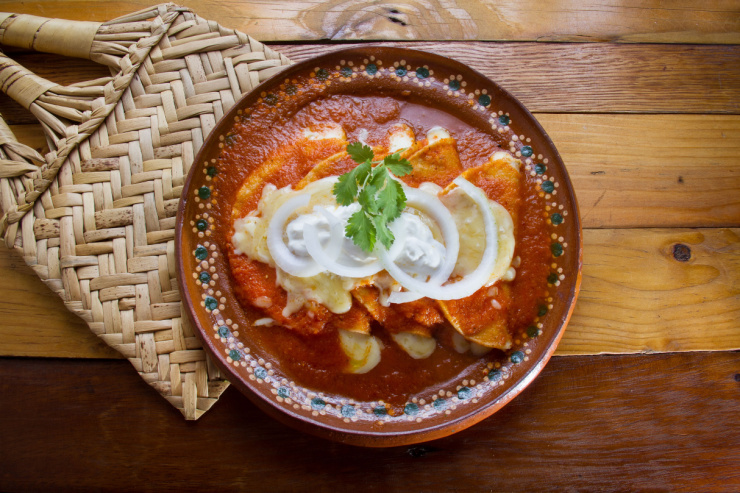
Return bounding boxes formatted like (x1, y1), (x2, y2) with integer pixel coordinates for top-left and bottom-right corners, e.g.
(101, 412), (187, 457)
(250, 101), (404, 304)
(311, 397), (326, 410)
(285, 84), (297, 95)
(511, 351), (525, 364)
(366, 63), (378, 75)
(433, 398), (447, 410)
(538, 305), (548, 317)
(547, 273), (558, 284)
(316, 68), (329, 80)
(204, 296), (217, 311)
(521, 146), (533, 157)
(373, 405), (387, 416)
(551, 242), (564, 257)
(488, 369), (502, 381)
(277, 386), (290, 398)
(458, 387), (473, 400)
(206, 166), (218, 177)
(499, 115), (510, 125)
(229, 349), (241, 361)
(396, 66), (407, 77)
(217, 325), (230, 338)
(254, 367), (267, 380)
(541, 180), (555, 193)
(404, 403), (419, 415)
(534, 163), (546, 174)
(198, 186), (211, 199)
(198, 272), (210, 284)
(478, 94), (491, 107)
(341, 405), (356, 418)
(340, 66), (352, 77)
(527, 325), (539, 338)
(449, 79), (460, 91)
(194, 245), (208, 260)
(264, 93), (278, 106)
(416, 67), (429, 78)
(196, 219), (208, 231)
(551, 213), (563, 225)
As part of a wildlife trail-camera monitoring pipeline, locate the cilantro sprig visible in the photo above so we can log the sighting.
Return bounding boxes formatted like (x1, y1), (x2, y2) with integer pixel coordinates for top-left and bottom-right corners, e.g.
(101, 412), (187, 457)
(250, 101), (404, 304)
(333, 142), (412, 252)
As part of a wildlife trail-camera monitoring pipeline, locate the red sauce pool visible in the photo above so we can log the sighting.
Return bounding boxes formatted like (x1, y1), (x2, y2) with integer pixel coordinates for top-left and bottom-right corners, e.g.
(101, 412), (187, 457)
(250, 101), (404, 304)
(214, 95), (551, 410)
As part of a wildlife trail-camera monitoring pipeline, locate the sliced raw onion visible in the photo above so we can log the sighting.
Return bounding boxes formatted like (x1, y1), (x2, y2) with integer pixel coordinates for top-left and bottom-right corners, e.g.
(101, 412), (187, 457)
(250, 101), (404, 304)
(266, 194), (324, 278)
(312, 206), (345, 261)
(304, 223), (383, 278)
(383, 177), (498, 302)
(386, 216), (408, 261)
(383, 187), (461, 304)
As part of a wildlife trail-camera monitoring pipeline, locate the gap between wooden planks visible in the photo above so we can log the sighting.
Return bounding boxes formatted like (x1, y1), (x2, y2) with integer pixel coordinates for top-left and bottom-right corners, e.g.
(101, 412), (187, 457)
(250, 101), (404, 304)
(0, 227), (737, 359)
(9, 114), (740, 228)
(1, 42), (740, 125)
(1, 0), (739, 44)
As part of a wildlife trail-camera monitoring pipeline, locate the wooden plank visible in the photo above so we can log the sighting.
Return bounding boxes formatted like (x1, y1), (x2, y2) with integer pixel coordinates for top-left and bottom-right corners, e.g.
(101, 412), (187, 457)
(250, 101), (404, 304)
(1, 42), (739, 124)
(7, 124), (48, 155)
(537, 114), (740, 228)
(9, 113), (740, 228)
(0, 353), (737, 491)
(1, 0), (738, 44)
(275, 42), (740, 114)
(0, 228), (737, 358)
(559, 228), (740, 355)
(0, 249), (120, 359)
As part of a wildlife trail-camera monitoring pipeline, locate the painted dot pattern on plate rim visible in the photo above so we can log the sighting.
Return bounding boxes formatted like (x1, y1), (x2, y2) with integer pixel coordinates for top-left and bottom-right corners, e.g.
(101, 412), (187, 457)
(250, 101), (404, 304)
(186, 54), (571, 422)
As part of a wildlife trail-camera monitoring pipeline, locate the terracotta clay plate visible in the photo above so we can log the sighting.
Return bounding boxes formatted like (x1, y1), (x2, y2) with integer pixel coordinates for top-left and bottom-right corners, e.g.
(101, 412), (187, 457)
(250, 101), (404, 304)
(176, 47), (582, 447)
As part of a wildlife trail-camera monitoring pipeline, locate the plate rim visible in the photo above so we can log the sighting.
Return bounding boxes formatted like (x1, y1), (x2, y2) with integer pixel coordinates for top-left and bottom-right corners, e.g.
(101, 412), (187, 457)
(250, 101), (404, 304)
(176, 45), (583, 446)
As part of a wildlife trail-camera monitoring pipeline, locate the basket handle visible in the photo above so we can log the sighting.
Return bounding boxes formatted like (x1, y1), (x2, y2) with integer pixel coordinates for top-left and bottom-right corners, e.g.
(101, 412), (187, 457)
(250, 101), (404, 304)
(0, 5), (180, 138)
(0, 4), (182, 239)
(0, 13), (103, 62)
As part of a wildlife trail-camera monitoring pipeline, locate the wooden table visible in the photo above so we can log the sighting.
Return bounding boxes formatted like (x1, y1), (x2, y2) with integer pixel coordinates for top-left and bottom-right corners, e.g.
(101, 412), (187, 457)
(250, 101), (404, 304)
(1, 1), (738, 491)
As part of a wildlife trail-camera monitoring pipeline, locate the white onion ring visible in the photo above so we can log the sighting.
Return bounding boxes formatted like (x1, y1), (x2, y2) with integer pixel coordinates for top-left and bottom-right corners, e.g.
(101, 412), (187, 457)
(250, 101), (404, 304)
(383, 177), (498, 301)
(313, 206), (345, 261)
(386, 216), (408, 261)
(304, 223), (384, 278)
(384, 186), (461, 303)
(266, 194), (324, 278)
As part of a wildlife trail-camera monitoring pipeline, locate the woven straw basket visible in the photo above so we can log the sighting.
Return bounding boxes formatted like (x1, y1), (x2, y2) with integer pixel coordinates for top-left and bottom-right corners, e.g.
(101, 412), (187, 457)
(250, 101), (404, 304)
(0, 3), (293, 419)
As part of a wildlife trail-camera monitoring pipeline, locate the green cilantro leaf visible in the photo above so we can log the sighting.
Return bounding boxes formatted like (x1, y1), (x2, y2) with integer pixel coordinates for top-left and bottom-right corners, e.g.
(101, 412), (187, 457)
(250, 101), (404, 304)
(353, 158), (372, 185)
(333, 159), (371, 205)
(333, 142), (414, 252)
(358, 183), (379, 215)
(372, 215), (395, 249)
(346, 210), (375, 252)
(377, 179), (406, 221)
(346, 142), (374, 164)
(382, 152), (413, 176)
(369, 165), (388, 190)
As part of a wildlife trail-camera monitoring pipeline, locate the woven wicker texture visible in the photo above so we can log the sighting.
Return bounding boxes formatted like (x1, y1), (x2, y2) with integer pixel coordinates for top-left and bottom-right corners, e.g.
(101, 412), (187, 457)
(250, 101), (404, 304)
(0, 3), (292, 419)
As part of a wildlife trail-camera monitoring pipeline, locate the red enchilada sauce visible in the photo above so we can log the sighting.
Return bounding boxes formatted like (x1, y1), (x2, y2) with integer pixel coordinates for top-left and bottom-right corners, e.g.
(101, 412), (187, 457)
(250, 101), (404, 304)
(217, 95), (551, 410)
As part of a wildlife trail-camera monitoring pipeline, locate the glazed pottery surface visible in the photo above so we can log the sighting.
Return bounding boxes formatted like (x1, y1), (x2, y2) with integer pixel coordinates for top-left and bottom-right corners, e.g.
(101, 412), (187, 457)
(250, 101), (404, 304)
(176, 47), (583, 447)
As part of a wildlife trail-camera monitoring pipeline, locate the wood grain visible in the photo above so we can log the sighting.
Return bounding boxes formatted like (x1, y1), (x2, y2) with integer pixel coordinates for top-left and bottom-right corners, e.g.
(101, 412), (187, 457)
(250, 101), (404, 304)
(537, 114), (740, 228)
(1, 353), (737, 491)
(1, 228), (737, 358)
(560, 228), (740, 355)
(0, 246), (119, 359)
(275, 42), (740, 114)
(3, 42), (738, 125)
(9, 113), (739, 229)
(1, 0), (738, 44)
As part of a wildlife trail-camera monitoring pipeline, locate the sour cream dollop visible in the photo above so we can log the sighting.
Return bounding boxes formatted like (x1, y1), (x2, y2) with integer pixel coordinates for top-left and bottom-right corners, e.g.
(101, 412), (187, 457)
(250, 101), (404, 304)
(284, 204), (446, 279)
